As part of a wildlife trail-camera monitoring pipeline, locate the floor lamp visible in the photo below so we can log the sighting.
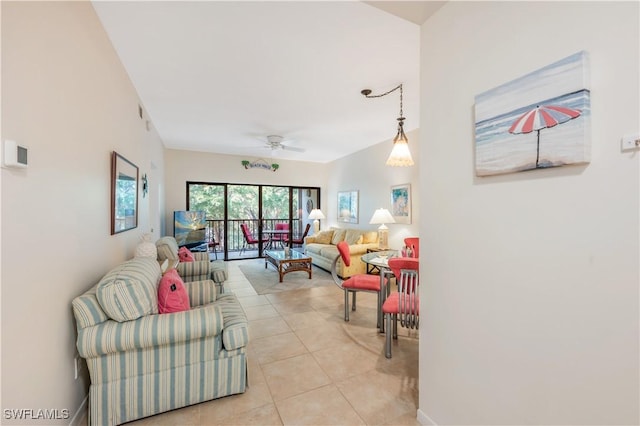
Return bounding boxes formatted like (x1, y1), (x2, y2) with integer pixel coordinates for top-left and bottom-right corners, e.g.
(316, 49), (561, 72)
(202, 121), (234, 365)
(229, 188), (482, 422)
(308, 209), (325, 234)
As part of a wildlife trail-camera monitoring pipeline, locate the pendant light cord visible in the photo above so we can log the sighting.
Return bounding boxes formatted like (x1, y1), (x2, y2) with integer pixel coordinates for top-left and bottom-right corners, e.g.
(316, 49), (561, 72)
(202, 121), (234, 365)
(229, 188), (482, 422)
(361, 84), (403, 119)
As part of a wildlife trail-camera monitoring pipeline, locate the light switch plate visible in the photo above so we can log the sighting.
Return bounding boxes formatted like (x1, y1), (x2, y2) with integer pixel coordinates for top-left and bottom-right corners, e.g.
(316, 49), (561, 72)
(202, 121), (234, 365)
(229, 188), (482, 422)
(621, 133), (640, 151)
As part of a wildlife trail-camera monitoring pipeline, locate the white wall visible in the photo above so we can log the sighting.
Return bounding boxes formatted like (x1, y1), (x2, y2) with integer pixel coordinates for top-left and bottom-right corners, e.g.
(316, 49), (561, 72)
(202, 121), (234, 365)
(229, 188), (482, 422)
(327, 129), (420, 249)
(419, 2), (639, 424)
(1, 2), (165, 423)
(164, 149), (329, 235)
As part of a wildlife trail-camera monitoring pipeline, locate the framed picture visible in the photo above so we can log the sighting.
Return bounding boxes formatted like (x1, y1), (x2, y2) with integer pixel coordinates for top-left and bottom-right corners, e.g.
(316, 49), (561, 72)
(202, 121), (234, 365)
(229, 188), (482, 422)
(337, 190), (358, 224)
(474, 51), (590, 176)
(111, 152), (138, 234)
(390, 184), (411, 224)
(174, 211), (206, 248)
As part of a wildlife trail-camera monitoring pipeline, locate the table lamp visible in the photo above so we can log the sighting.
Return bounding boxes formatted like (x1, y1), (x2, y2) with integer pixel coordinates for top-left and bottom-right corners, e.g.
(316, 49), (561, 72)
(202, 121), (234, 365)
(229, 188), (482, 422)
(369, 208), (395, 249)
(308, 209), (325, 234)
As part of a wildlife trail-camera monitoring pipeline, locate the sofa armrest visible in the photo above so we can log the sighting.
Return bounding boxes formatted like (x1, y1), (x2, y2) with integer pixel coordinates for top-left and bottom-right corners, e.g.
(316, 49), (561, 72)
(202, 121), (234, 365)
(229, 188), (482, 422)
(76, 304), (223, 358)
(185, 279), (218, 306)
(176, 260), (210, 278)
(215, 294), (250, 351)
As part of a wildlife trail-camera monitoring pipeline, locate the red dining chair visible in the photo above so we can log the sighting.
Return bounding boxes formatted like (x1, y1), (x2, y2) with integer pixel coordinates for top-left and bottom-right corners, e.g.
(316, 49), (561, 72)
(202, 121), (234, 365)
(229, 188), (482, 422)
(382, 257), (419, 358)
(285, 223), (310, 247)
(404, 237), (420, 258)
(331, 241), (386, 327)
(240, 223), (268, 254)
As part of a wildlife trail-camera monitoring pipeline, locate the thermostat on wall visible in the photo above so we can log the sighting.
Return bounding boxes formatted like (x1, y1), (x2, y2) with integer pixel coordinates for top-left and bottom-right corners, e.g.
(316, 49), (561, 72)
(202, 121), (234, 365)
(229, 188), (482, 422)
(3, 139), (28, 168)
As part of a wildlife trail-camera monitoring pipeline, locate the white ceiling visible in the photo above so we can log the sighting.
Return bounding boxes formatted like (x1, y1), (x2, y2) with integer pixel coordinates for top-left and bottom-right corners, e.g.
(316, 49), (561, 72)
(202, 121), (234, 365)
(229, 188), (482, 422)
(92, 1), (445, 163)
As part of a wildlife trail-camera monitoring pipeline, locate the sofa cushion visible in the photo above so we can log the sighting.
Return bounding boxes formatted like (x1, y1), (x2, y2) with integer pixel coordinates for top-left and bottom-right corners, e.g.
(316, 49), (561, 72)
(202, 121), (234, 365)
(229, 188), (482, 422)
(178, 246), (195, 262)
(330, 228), (346, 245)
(96, 258), (160, 322)
(362, 231), (378, 244)
(72, 284), (109, 329)
(319, 245), (339, 260)
(305, 243), (324, 255)
(344, 229), (364, 245)
(314, 230), (334, 244)
(158, 269), (190, 314)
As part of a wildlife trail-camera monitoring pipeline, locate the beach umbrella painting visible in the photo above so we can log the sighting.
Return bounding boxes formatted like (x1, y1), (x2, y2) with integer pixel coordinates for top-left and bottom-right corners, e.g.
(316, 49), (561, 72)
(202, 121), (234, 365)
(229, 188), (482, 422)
(508, 105), (581, 168)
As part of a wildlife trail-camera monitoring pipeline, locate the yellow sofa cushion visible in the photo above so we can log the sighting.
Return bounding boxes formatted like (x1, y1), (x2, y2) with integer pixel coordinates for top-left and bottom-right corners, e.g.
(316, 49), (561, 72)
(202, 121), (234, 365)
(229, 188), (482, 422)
(314, 230), (334, 244)
(344, 229), (364, 245)
(362, 231), (378, 244)
(331, 228), (346, 245)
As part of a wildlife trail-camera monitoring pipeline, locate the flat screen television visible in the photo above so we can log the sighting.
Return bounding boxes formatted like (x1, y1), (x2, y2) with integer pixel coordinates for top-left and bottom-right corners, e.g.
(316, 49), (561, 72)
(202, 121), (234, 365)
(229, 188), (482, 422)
(174, 211), (206, 249)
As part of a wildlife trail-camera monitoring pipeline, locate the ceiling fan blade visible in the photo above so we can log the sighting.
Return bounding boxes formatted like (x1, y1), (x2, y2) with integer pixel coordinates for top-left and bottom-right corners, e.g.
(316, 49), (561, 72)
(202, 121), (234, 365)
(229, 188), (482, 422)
(282, 145), (306, 153)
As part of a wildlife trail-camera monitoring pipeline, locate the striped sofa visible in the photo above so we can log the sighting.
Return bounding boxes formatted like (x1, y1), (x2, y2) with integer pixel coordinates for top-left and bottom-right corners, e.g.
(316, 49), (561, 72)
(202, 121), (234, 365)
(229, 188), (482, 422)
(72, 257), (249, 426)
(155, 236), (228, 294)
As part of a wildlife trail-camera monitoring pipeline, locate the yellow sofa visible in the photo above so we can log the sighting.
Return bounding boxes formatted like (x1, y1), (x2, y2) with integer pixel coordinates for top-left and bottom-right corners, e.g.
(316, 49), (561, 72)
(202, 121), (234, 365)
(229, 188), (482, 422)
(304, 227), (379, 278)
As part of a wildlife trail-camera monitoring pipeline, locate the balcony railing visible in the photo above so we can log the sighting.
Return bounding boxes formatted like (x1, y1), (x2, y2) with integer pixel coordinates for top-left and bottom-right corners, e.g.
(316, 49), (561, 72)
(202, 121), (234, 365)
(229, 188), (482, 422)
(205, 218), (303, 256)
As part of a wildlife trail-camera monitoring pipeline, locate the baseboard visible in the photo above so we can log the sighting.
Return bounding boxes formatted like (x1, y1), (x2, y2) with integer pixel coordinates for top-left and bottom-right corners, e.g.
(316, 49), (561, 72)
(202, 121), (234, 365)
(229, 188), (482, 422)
(68, 394), (88, 426)
(417, 408), (437, 426)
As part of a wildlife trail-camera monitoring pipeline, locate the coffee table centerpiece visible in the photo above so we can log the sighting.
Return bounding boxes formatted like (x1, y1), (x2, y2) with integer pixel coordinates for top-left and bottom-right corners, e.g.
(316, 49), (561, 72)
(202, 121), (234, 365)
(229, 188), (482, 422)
(264, 249), (312, 283)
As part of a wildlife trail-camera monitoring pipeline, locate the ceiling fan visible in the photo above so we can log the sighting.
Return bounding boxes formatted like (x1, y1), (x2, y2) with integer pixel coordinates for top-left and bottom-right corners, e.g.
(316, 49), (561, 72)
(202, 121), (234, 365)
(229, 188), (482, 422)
(262, 135), (306, 153)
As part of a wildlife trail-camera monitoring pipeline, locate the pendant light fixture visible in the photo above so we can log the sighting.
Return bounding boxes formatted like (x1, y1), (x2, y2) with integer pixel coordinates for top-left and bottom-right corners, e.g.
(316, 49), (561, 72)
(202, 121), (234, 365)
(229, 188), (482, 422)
(361, 83), (414, 167)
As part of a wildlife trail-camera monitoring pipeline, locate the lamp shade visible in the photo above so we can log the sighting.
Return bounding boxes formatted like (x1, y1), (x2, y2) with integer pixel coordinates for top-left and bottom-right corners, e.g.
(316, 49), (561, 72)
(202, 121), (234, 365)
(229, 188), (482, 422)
(370, 208), (394, 249)
(386, 126), (414, 166)
(369, 208), (395, 225)
(308, 209), (325, 220)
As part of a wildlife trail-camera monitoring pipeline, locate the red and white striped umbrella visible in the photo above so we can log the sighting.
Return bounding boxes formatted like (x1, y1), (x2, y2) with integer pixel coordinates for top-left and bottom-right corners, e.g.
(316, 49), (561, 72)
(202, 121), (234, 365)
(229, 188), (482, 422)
(508, 104), (581, 168)
(509, 105), (581, 134)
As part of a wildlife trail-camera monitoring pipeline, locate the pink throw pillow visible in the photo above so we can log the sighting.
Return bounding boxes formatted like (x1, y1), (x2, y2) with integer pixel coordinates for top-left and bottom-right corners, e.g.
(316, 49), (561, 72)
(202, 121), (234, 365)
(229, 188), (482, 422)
(178, 246), (195, 262)
(157, 269), (190, 314)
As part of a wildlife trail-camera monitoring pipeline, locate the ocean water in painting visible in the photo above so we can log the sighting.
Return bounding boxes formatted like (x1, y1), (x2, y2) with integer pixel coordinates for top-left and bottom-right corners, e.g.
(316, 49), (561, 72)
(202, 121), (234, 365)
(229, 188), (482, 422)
(474, 51), (591, 176)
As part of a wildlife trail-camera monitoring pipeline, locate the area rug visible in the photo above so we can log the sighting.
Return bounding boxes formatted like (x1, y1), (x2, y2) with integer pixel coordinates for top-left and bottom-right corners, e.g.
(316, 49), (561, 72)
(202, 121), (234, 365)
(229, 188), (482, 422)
(238, 259), (335, 295)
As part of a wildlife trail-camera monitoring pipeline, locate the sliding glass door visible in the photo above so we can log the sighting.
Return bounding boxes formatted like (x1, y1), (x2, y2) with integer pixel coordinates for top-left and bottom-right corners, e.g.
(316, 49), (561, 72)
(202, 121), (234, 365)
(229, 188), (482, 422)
(228, 184), (260, 259)
(187, 182), (320, 260)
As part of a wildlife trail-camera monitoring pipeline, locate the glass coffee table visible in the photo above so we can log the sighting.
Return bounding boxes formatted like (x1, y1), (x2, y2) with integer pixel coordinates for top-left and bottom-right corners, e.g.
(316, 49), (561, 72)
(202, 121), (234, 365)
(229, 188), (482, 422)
(264, 249), (312, 283)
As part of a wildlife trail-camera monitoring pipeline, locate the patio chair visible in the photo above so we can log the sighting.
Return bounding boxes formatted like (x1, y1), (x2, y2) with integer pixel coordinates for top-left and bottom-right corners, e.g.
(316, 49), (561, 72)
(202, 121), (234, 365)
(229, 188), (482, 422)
(270, 222), (289, 248)
(331, 241), (386, 327)
(285, 223), (310, 247)
(382, 257), (419, 358)
(240, 223), (268, 255)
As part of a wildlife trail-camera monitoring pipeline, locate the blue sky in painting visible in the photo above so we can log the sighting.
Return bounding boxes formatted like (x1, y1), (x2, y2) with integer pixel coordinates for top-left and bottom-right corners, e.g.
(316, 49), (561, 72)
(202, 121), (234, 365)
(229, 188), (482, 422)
(475, 51), (589, 122)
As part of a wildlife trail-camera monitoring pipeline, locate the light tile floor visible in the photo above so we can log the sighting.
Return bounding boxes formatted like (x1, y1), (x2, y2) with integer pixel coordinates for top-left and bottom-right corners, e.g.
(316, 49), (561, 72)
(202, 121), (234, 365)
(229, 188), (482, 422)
(90, 261), (420, 426)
